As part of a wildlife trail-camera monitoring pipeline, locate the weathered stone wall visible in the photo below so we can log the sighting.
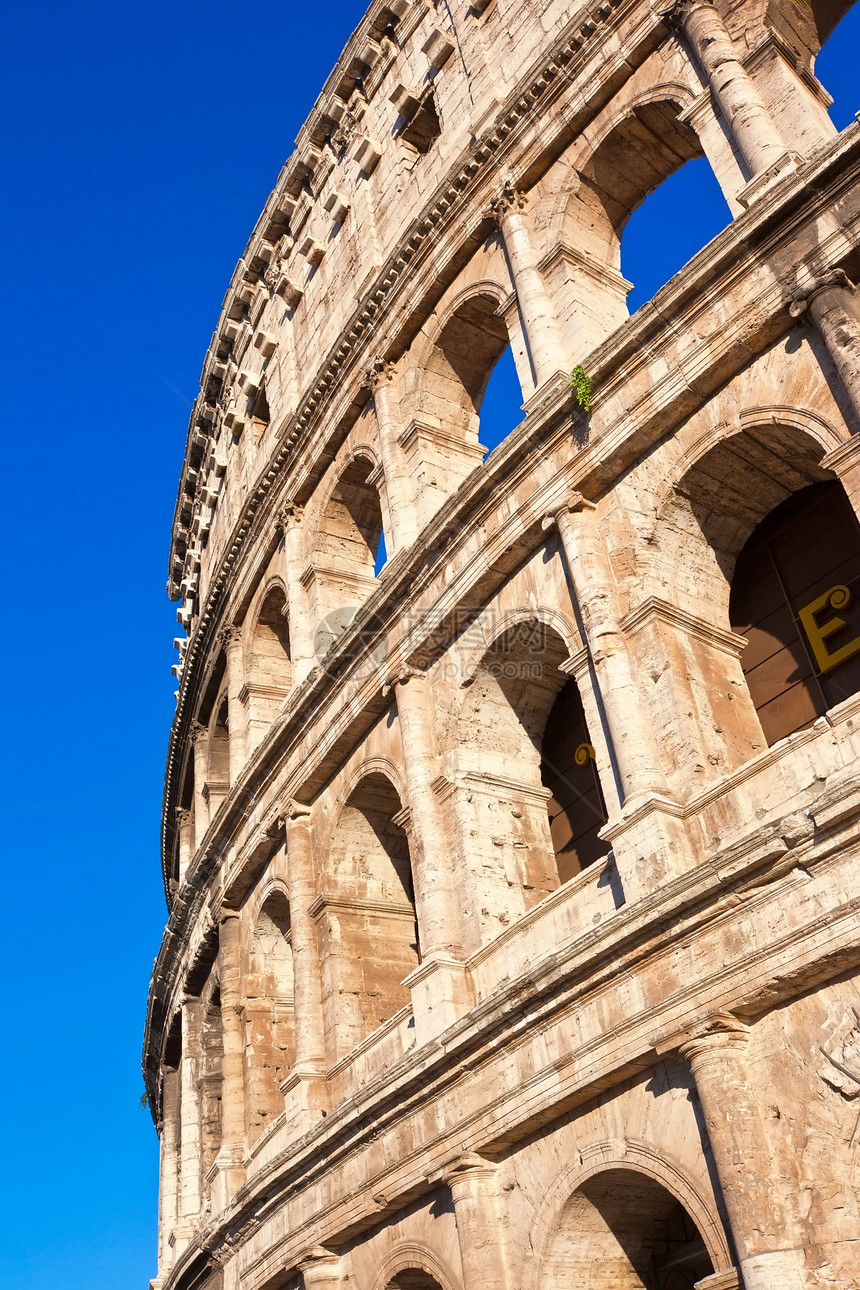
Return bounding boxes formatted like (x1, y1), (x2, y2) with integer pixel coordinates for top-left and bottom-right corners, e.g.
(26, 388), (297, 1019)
(146, 0), (860, 1288)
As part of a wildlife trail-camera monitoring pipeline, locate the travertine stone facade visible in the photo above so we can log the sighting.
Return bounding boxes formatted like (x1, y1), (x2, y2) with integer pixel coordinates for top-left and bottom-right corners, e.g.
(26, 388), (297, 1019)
(145, 1), (860, 1287)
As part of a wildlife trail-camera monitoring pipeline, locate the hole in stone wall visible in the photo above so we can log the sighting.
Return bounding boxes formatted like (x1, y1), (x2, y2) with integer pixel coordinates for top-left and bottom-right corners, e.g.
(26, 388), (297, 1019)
(401, 92), (441, 154)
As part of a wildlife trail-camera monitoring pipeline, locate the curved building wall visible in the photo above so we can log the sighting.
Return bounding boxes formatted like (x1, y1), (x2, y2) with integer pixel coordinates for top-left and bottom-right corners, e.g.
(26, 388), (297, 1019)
(145, 2), (860, 1289)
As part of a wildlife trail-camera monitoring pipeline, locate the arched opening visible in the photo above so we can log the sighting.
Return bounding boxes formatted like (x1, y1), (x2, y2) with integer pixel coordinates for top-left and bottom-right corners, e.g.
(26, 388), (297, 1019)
(317, 773), (419, 1062)
(405, 291), (512, 505)
(199, 974), (223, 1194)
(245, 586), (292, 753)
(310, 456), (385, 654)
(386, 1274), (446, 1290)
(479, 343), (524, 456)
(730, 480), (860, 745)
(206, 696), (230, 811)
(541, 678), (609, 884)
(813, 2), (860, 126)
(245, 890), (295, 1143)
(622, 159), (731, 312)
(543, 1169), (715, 1289)
(455, 620), (608, 948)
(562, 101), (720, 349)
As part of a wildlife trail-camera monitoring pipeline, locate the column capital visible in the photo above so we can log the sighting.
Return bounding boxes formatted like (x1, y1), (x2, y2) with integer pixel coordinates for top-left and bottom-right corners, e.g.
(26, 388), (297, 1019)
(488, 179), (526, 226)
(191, 720), (208, 745)
(382, 663), (426, 697)
(274, 500), (304, 536)
(440, 1151), (500, 1186)
(218, 624), (243, 650)
(673, 1011), (751, 1068)
(789, 268), (855, 317)
(285, 798), (313, 822)
(297, 1245), (340, 1273)
(364, 357), (396, 391)
(219, 906), (241, 925)
(541, 492), (597, 531)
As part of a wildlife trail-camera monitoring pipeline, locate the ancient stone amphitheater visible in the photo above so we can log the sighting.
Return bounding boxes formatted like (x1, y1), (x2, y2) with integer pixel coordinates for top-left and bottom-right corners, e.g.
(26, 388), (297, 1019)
(143, 0), (860, 1287)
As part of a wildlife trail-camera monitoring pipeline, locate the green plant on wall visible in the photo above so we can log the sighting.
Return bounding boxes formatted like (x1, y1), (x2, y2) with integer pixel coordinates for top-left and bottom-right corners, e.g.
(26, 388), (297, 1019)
(570, 365), (593, 413)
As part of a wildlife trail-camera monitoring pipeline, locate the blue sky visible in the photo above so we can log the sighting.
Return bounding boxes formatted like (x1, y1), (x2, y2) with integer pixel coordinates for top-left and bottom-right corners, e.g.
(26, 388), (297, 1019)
(0, 4), (856, 1289)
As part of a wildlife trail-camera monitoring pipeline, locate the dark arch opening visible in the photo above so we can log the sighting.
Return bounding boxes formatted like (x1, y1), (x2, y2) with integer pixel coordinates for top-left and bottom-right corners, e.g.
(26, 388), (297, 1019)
(541, 677), (609, 883)
(730, 480), (860, 745)
(544, 1168), (716, 1289)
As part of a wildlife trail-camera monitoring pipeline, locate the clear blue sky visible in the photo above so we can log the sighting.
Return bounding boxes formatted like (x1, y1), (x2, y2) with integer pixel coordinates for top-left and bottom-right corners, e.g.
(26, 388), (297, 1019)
(0, 4), (855, 1288)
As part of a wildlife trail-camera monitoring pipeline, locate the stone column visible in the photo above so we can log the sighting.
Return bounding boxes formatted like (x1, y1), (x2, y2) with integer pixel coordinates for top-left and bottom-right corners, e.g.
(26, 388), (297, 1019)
(792, 272), (860, 429)
(220, 626), (247, 785)
(366, 360), (419, 552)
(212, 909), (246, 1206)
(544, 498), (663, 805)
(298, 1247), (343, 1290)
(175, 807), (192, 887)
(157, 1067), (181, 1274)
(191, 723), (210, 851)
(278, 505), (317, 687)
(388, 670), (471, 1040)
(678, 1015), (805, 1290)
(674, 0), (790, 179)
(178, 995), (203, 1226)
(489, 182), (567, 390)
(283, 801), (328, 1119)
(444, 1154), (511, 1290)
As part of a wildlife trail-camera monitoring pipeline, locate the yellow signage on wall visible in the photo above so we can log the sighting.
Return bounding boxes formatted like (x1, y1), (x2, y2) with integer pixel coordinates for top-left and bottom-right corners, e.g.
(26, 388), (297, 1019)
(798, 584), (860, 674)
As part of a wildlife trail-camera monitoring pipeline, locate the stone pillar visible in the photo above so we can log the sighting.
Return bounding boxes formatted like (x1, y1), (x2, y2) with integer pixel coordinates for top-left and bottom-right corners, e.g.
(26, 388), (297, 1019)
(283, 801), (328, 1122)
(792, 273), (860, 430)
(157, 1067), (181, 1274)
(298, 1247), (343, 1290)
(278, 505), (316, 687)
(678, 1015), (805, 1290)
(175, 808), (192, 887)
(178, 995), (203, 1226)
(675, 0), (791, 181)
(212, 909), (246, 1206)
(388, 670), (471, 1040)
(444, 1154), (511, 1290)
(366, 360), (419, 552)
(191, 723), (209, 851)
(489, 182), (567, 390)
(220, 626), (247, 785)
(544, 498), (663, 805)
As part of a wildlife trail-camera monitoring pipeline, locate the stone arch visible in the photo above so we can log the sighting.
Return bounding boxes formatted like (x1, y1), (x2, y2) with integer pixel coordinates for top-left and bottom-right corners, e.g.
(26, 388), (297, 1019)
(641, 412), (844, 778)
(244, 580), (292, 754)
(526, 1141), (733, 1290)
(372, 1242), (459, 1290)
(554, 90), (707, 351)
(307, 450), (386, 652)
(244, 883), (295, 1143)
(206, 690), (231, 812)
(316, 770), (419, 1063)
(407, 282), (514, 496)
(453, 618), (608, 949)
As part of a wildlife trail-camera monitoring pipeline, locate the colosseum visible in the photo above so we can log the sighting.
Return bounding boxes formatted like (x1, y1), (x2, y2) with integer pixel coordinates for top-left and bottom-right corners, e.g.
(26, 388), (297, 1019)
(143, 0), (860, 1287)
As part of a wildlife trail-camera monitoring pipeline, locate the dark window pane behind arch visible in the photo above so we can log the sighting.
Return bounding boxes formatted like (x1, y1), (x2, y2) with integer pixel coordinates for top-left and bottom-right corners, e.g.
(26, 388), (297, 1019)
(540, 677), (609, 883)
(730, 481), (860, 745)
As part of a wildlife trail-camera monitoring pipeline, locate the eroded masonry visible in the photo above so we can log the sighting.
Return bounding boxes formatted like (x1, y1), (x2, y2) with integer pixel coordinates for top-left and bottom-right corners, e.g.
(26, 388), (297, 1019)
(144, 0), (860, 1286)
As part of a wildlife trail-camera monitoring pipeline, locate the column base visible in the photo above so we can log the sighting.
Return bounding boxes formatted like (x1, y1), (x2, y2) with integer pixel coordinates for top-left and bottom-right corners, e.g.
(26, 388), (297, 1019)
(520, 369), (572, 416)
(207, 1148), (246, 1212)
(282, 1067), (330, 1135)
(740, 1248), (806, 1290)
(694, 1271), (741, 1290)
(403, 955), (473, 1045)
(600, 793), (691, 904)
(737, 150), (801, 209)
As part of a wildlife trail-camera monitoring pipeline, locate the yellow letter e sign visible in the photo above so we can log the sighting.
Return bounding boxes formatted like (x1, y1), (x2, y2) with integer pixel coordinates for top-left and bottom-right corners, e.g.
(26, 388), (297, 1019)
(798, 584), (860, 674)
